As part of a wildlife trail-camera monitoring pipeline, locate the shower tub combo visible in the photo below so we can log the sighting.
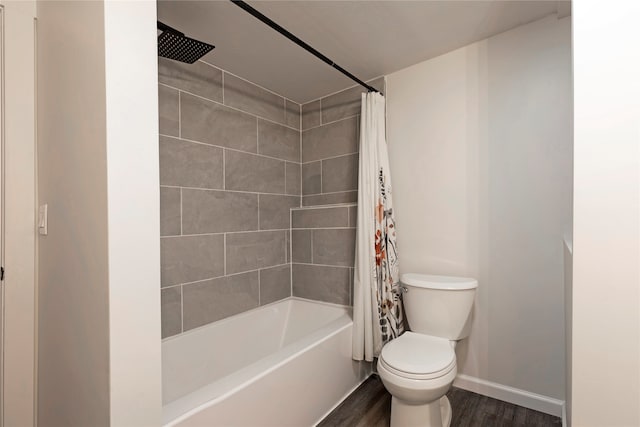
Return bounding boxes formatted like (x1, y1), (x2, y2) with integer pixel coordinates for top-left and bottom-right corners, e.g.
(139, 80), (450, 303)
(162, 298), (369, 426)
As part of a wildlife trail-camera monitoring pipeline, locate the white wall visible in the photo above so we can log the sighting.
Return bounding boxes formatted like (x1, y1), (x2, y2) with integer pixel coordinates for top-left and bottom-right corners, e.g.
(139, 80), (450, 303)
(104, 2), (162, 425)
(387, 14), (572, 407)
(37, 1), (161, 425)
(572, 0), (640, 425)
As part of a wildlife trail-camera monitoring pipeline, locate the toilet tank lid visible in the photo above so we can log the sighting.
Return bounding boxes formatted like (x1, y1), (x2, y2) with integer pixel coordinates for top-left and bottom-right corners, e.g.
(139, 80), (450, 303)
(401, 273), (478, 290)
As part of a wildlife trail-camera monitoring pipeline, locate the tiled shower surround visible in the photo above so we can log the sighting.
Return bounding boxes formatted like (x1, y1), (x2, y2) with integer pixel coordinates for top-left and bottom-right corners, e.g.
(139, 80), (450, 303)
(158, 56), (382, 338)
(301, 78), (383, 206)
(158, 58), (300, 338)
(291, 205), (357, 305)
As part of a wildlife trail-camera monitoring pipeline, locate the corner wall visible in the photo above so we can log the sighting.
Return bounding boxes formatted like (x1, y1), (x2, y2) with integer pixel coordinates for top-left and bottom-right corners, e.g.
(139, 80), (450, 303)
(386, 15), (572, 409)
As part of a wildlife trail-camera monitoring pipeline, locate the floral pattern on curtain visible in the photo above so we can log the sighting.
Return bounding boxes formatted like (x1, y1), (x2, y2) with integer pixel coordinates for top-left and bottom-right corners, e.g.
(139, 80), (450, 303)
(353, 90), (404, 362)
(374, 168), (403, 344)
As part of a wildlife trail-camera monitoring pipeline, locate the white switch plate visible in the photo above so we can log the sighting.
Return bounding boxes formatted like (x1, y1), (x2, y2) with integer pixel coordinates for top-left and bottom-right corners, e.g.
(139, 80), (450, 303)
(38, 204), (48, 235)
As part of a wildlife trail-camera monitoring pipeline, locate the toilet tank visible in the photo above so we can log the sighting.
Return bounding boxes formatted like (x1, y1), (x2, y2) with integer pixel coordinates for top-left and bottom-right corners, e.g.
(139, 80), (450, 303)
(401, 274), (477, 340)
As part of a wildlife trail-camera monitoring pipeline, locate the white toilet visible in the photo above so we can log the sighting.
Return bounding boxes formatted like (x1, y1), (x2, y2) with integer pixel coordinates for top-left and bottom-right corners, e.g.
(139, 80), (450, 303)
(377, 273), (477, 427)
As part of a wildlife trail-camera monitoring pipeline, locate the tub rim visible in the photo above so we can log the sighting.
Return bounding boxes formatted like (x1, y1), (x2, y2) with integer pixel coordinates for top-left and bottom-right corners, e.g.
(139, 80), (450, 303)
(162, 296), (350, 343)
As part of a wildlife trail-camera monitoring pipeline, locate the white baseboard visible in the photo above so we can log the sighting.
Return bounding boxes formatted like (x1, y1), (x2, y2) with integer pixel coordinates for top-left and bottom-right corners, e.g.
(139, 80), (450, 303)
(453, 374), (564, 418)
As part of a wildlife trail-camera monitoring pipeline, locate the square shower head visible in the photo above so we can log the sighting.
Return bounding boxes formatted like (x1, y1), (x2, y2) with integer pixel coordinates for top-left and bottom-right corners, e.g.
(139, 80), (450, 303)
(157, 24), (215, 64)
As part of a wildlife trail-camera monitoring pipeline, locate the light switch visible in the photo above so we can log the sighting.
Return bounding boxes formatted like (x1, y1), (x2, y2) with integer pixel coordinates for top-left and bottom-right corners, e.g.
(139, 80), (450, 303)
(38, 204), (48, 235)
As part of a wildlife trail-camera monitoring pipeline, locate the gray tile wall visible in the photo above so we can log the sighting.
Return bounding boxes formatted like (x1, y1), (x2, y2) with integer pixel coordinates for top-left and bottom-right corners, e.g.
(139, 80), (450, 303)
(291, 205), (357, 306)
(159, 58), (301, 338)
(290, 79), (383, 306)
(159, 60), (380, 334)
(301, 78), (384, 206)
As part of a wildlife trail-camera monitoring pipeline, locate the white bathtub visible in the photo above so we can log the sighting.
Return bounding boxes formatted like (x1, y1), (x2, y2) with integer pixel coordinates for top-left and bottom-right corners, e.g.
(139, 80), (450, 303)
(162, 297), (369, 426)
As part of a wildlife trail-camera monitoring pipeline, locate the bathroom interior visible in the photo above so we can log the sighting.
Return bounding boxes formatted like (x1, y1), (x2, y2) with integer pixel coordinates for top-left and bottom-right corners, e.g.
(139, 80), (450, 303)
(155, 1), (572, 425)
(15, 0), (636, 426)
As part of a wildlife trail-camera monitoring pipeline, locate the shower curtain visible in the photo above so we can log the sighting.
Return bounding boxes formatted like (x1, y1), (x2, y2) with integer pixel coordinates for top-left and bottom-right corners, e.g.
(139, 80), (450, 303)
(352, 91), (404, 362)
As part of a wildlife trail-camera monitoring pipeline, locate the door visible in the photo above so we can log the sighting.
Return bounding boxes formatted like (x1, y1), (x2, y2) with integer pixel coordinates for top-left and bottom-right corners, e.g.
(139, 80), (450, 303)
(0, 5), (4, 423)
(0, 1), (36, 426)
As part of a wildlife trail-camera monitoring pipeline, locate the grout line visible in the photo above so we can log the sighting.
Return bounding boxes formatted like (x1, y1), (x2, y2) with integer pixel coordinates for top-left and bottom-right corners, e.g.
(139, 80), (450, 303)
(178, 91), (182, 138)
(160, 133), (298, 164)
(291, 204), (355, 211)
(222, 149), (226, 190)
(284, 230), (288, 266)
(160, 184), (293, 198)
(302, 114), (360, 132)
(171, 277), (217, 289)
(293, 201), (357, 209)
(176, 263), (292, 289)
(303, 190), (358, 197)
(302, 151), (359, 165)
(256, 118), (259, 154)
(290, 227), (355, 231)
(320, 159), (323, 193)
(257, 195), (260, 230)
(282, 97), (286, 127)
(292, 262), (353, 269)
(258, 266), (261, 305)
(302, 201), (356, 208)
(160, 232), (222, 239)
(302, 191), (357, 201)
(160, 229), (291, 239)
(179, 188), (183, 235)
(158, 82), (177, 91)
(223, 233), (227, 276)
(310, 230), (314, 263)
(302, 194), (356, 201)
(200, 59), (303, 107)
(163, 83), (301, 132)
(221, 70), (225, 104)
(284, 99), (288, 126)
(282, 162), (287, 198)
(180, 285), (184, 333)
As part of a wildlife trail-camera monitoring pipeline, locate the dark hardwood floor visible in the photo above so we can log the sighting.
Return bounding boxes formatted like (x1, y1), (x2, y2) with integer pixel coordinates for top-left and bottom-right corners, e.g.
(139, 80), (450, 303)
(317, 376), (562, 427)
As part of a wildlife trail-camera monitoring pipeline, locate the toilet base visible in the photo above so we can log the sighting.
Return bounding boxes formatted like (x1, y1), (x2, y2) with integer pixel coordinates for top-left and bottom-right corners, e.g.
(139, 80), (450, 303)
(390, 396), (452, 427)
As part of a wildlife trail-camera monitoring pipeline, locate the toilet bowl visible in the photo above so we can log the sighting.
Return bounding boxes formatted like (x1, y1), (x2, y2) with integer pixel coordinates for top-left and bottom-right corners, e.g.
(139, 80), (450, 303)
(378, 274), (477, 427)
(378, 332), (457, 426)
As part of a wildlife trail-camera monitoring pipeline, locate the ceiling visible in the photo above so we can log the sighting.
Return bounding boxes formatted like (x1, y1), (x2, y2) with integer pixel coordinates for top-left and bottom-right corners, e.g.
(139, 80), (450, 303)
(158, 1), (570, 104)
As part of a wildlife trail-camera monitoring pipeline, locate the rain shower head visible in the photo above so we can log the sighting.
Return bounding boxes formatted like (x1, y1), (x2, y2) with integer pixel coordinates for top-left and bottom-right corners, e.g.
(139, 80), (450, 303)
(157, 21), (215, 64)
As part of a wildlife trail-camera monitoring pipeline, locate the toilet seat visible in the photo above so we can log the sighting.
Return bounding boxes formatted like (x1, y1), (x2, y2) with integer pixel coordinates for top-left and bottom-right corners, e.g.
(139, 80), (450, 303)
(379, 332), (456, 380)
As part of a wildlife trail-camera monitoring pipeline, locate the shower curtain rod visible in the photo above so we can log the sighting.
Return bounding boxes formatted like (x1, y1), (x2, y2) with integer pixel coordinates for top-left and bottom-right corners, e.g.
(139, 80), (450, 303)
(230, 0), (380, 94)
